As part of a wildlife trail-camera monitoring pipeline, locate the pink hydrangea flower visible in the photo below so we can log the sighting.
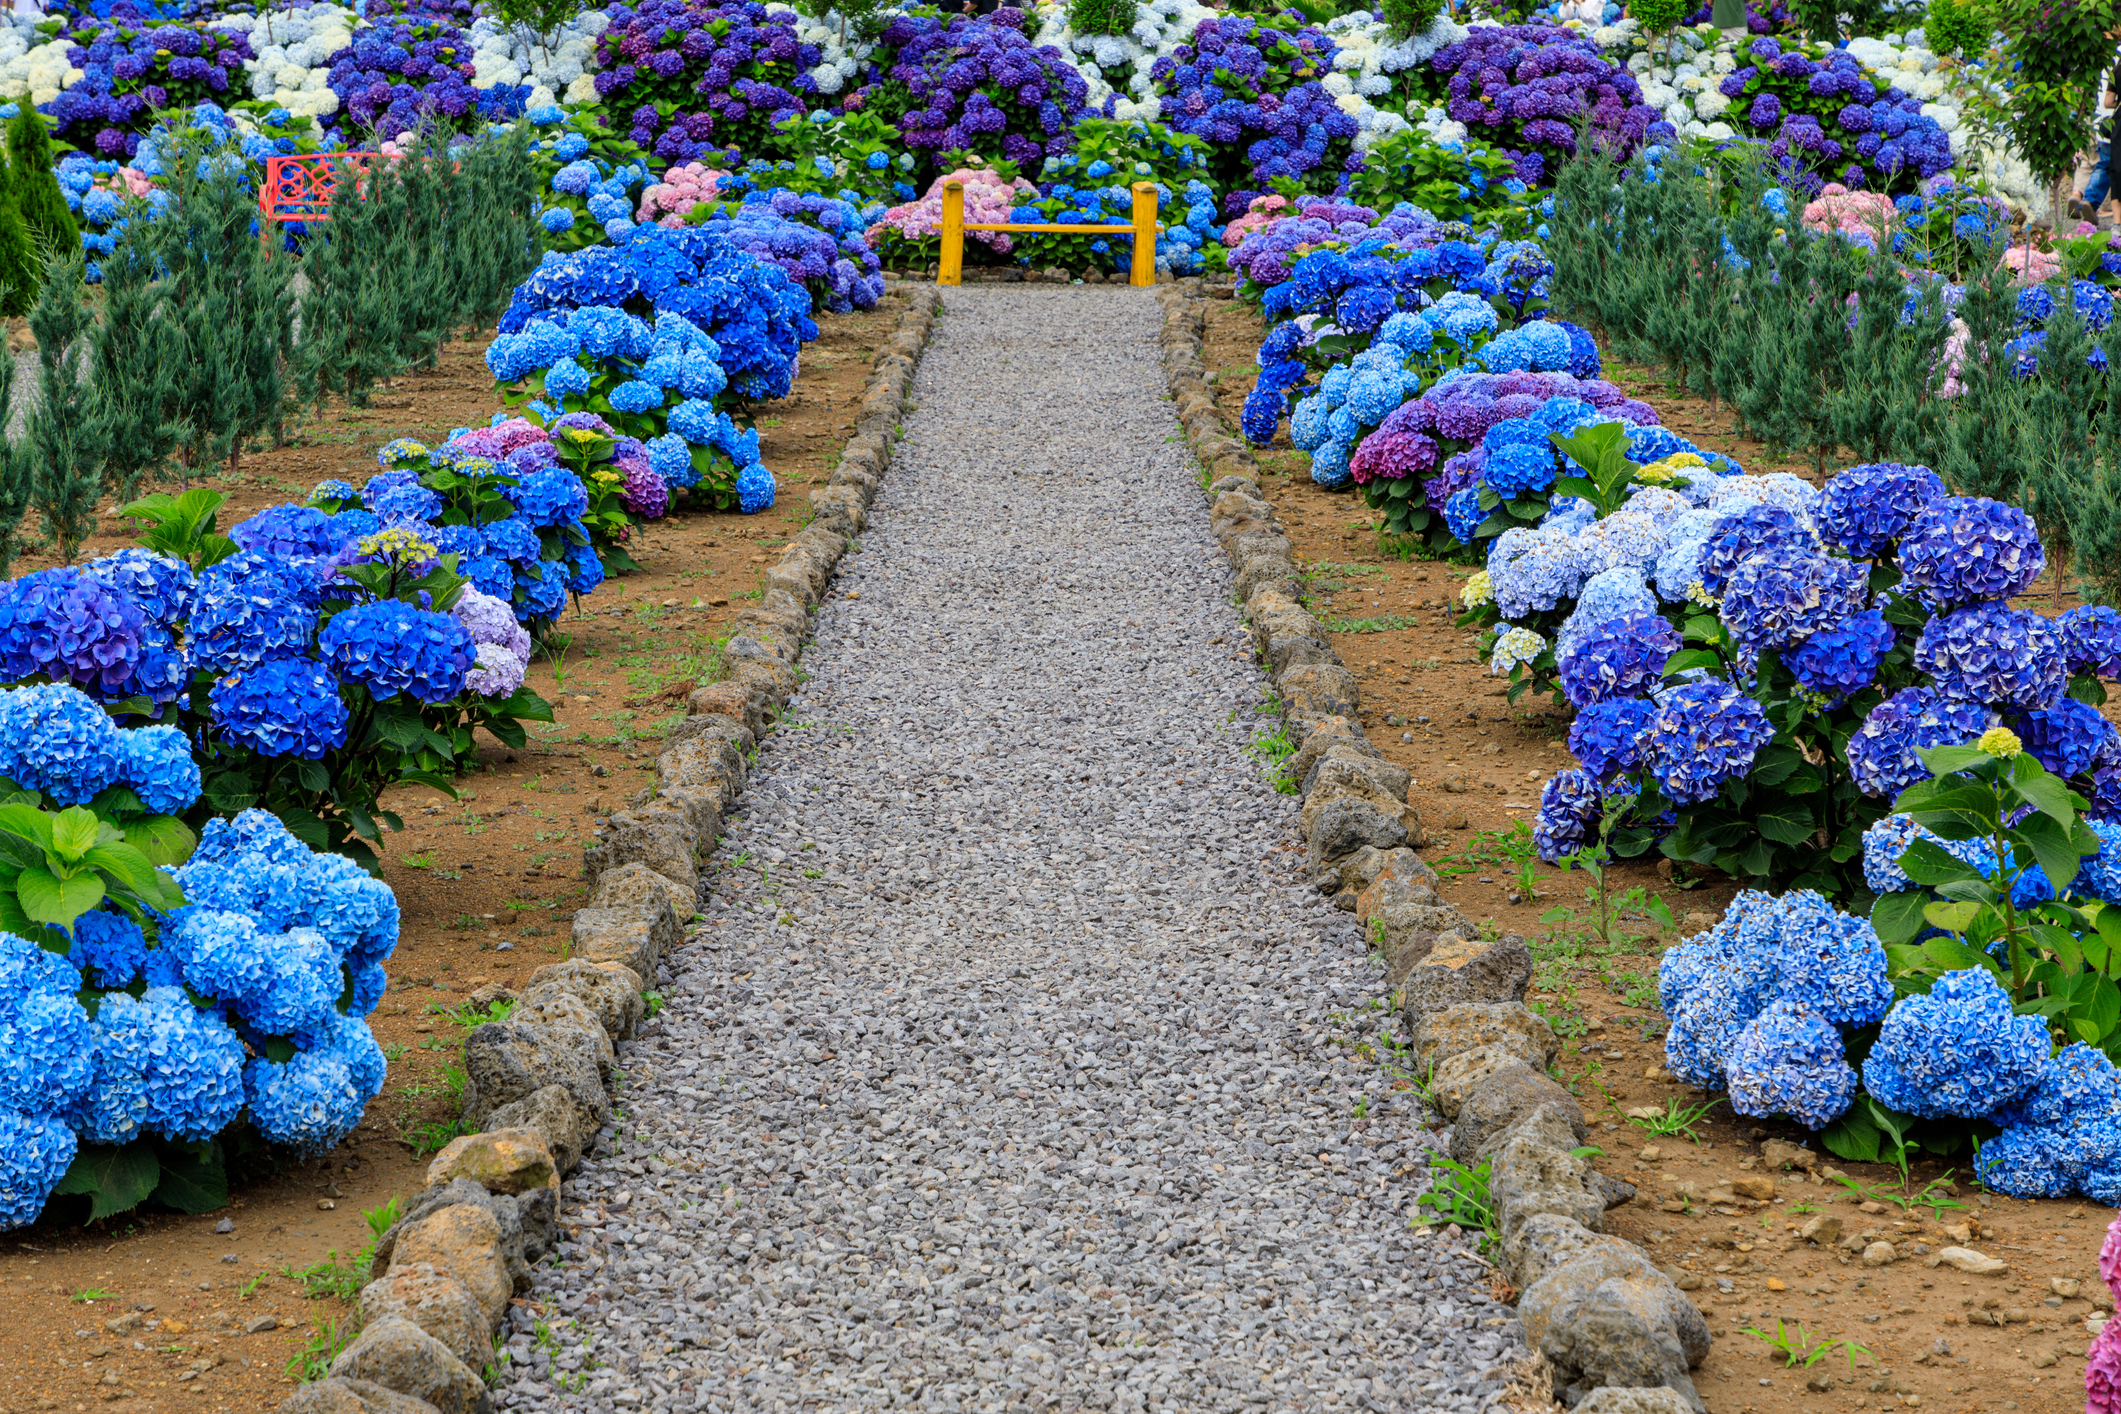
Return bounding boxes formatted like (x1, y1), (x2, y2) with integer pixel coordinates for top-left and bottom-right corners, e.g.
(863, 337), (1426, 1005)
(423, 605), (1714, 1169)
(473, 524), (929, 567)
(638, 163), (728, 227)
(868, 165), (1037, 254)
(1800, 182), (1897, 240)
(2004, 242), (2062, 284)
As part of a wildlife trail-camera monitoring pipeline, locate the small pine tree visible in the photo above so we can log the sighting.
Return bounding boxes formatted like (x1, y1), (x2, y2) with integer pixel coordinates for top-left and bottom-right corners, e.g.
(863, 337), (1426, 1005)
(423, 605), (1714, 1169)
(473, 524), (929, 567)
(0, 144), (40, 318)
(90, 230), (184, 501)
(6, 108), (75, 262)
(0, 355), (35, 578)
(24, 253), (108, 561)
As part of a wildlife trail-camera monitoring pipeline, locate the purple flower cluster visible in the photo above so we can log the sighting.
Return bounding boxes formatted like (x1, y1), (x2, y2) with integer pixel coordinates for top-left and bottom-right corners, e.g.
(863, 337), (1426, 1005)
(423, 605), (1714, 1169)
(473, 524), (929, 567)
(1644, 679), (1775, 805)
(1786, 608), (1895, 703)
(1897, 496), (2046, 610)
(1716, 35), (1952, 195)
(1720, 553), (1868, 652)
(1360, 370), (1653, 510)
(1912, 601), (2065, 714)
(591, 0), (820, 164)
(880, 10), (1087, 177)
(692, 191), (886, 314)
(1427, 26), (1670, 186)
(1148, 14), (1354, 195)
(0, 567), (154, 698)
(1813, 462), (1945, 559)
(1845, 685), (1994, 799)
(48, 7), (253, 157)
(325, 16), (526, 139)
(1557, 610), (1678, 709)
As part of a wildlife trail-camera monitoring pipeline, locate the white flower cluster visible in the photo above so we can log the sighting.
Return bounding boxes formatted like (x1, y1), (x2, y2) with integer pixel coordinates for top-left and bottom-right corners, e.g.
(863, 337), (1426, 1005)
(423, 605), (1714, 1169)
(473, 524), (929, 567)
(1592, 21), (1742, 142)
(766, 4), (878, 99)
(1322, 12), (1472, 150)
(1029, 0), (1216, 122)
(211, 5), (355, 119)
(0, 15), (81, 107)
(466, 10), (609, 108)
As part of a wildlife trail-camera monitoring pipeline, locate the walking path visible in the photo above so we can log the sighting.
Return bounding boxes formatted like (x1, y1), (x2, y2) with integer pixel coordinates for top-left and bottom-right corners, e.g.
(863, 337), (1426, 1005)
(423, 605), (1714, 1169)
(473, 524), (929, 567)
(492, 286), (1529, 1413)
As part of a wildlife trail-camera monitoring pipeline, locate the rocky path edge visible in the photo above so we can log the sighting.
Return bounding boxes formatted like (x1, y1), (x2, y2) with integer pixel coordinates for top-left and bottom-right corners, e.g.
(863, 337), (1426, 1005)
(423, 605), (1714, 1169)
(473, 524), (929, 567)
(1155, 278), (1713, 1414)
(269, 285), (944, 1414)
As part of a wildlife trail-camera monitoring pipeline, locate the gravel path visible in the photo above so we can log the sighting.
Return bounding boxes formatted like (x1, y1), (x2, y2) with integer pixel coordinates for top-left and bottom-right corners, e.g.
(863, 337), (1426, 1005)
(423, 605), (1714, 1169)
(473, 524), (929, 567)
(492, 286), (1530, 1414)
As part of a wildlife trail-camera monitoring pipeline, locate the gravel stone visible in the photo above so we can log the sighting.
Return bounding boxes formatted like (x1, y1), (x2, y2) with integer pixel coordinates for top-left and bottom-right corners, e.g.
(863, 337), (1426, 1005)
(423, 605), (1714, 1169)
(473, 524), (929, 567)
(491, 288), (1529, 1413)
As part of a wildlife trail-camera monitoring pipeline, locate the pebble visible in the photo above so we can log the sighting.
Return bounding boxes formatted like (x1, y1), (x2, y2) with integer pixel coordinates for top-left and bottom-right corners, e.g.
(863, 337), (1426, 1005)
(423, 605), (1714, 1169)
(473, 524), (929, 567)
(489, 289), (1527, 1412)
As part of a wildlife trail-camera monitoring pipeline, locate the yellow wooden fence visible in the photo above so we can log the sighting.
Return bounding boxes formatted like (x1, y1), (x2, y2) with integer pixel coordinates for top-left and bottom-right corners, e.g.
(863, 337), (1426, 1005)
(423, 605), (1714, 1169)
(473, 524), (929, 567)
(937, 178), (1161, 287)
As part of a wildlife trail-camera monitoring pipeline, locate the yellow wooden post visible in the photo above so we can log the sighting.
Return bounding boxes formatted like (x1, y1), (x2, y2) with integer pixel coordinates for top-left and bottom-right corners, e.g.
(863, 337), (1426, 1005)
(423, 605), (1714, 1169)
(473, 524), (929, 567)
(1128, 181), (1158, 287)
(939, 180), (965, 287)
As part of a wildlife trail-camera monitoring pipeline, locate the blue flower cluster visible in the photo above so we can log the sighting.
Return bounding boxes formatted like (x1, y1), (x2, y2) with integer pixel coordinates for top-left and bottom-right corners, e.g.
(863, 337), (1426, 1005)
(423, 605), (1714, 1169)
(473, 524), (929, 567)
(318, 601), (477, 706)
(1975, 1043), (2121, 1202)
(1724, 1000), (1857, 1130)
(1643, 680), (1775, 807)
(1556, 609), (1677, 709)
(1862, 967), (2048, 1120)
(1813, 462), (1945, 559)
(0, 683), (200, 813)
(1897, 497), (2045, 610)
(1846, 686), (1994, 799)
(1912, 602), (2065, 715)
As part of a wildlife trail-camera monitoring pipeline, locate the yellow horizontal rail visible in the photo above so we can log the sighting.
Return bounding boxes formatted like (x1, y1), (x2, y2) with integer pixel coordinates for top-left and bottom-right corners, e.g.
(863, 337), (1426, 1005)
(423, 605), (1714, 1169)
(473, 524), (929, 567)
(939, 179), (1159, 287)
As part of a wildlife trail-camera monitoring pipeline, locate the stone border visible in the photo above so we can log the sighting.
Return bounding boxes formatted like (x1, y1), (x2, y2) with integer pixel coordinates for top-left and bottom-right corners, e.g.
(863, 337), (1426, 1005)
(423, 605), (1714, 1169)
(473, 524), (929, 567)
(275, 286), (945, 1414)
(1154, 280), (1709, 1414)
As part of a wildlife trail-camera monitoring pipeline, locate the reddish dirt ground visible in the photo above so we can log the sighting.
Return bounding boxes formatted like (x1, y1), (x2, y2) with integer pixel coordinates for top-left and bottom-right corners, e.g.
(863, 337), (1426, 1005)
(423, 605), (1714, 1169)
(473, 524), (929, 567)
(0, 283), (918, 1414)
(1200, 293), (2112, 1414)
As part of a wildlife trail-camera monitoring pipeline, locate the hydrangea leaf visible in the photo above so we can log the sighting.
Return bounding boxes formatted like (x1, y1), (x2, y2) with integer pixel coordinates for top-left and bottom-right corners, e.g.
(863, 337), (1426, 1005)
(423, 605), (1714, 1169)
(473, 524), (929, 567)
(50, 807), (101, 863)
(2015, 810), (2087, 895)
(16, 864), (104, 930)
(1818, 1104), (1883, 1162)
(49, 1143), (159, 1223)
(1899, 838), (1988, 888)
(1921, 899), (1983, 936)
(148, 1141), (226, 1217)
(2006, 752), (2079, 826)
(120, 814), (194, 870)
(1756, 804), (1817, 847)
(0, 802), (54, 853)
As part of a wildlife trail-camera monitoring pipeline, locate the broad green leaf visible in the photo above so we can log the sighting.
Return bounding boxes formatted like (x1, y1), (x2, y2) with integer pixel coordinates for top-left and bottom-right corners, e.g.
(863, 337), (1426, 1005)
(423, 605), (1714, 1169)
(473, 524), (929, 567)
(1750, 744), (1804, 787)
(1872, 890), (1933, 944)
(1900, 839), (1986, 887)
(1755, 805), (1816, 846)
(148, 1141), (227, 1216)
(0, 802), (54, 851)
(1922, 900), (1983, 936)
(81, 843), (163, 898)
(2080, 975), (2121, 1043)
(49, 806), (101, 863)
(1917, 744), (1991, 778)
(1661, 648), (1722, 679)
(1917, 936), (2007, 978)
(1819, 1106), (1883, 1163)
(2008, 751), (2079, 824)
(18, 865), (105, 928)
(50, 1143), (160, 1223)
(122, 815), (197, 869)
(2015, 810), (2085, 894)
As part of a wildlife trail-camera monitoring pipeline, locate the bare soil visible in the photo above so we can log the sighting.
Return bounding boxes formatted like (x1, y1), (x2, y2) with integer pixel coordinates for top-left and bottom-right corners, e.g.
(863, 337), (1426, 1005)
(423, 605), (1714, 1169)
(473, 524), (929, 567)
(1199, 293), (2113, 1414)
(0, 282), (918, 1414)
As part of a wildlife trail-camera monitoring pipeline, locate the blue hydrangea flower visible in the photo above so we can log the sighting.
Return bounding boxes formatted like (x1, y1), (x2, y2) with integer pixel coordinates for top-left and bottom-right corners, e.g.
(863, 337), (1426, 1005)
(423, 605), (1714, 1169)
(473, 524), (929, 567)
(1725, 999), (1858, 1129)
(1557, 610), (1679, 710)
(1974, 1043), (2121, 1199)
(646, 434), (697, 490)
(519, 558), (570, 621)
(1786, 609), (1895, 703)
(1778, 904), (1894, 1028)
(0, 1107), (75, 1230)
(737, 463), (776, 514)
(2058, 604), (2121, 678)
(1444, 487), (1485, 543)
(565, 542), (605, 597)
(1533, 767), (1608, 863)
(1913, 601), (2065, 712)
(505, 466), (591, 528)
(0, 566), (150, 695)
(0, 977), (92, 1119)
(188, 553), (318, 675)
(1483, 442), (1558, 499)
(244, 1049), (364, 1154)
(70, 987), (247, 1146)
(209, 655), (349, 760)
(0, 683), (121, 805)
(1721, 554), (1869, 652)
(118, 723), (201, 815)
(228, 504), (354, 572)
(1846, 686), (1994, 799)
(1569, 696), (1658, 781)
(2071, 817), (2121, 901)
(1861, 968), (2048, 1120)
(295, 1010), (388, 1105)
(83, 547), (195, 624)
(1861, 812), (1938, 893)
(319, 601), (476, 706)
(1897, 496), (2045, 610)
(1696, 503), (1814, 601)
(1814, 463), (1946, 558)
(68, 908), (149, 989)
(1489, 527), (1585, 620)
(2013, 697), (2117, 778)
(1643, 680), (1774, 805)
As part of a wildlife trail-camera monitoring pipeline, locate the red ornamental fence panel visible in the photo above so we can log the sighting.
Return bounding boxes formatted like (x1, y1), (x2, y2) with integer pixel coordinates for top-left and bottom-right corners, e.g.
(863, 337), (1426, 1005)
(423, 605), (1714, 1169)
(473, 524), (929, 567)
(258, 152), (461, 225)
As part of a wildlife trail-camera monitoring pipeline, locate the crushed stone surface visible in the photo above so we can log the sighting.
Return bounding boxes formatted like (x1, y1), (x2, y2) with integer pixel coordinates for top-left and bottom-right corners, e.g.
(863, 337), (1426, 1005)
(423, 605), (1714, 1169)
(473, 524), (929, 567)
(492, 286), (1528, 1413)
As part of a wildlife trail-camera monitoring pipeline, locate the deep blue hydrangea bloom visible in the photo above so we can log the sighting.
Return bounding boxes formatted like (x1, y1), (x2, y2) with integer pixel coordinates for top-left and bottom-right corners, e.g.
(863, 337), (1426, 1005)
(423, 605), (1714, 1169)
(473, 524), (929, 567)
(1973, 1042), (2121, 1199)
(565, 542), (606, 597)
(482, 518), (542, 566)
(2014, 697), (2117, 778)
(1862, 968), (2048, 1120)
(119, 724), (202, 815)
(1721, 554), (1868, 652)
(1557, 610), (1679, 709)
(244, 1049), (364, 1154)
(1568, 697), (1658, 780)
(2072, 817), (2121, 901)
(188, 553), (319, 675)
(1814, 463), (1945, 558)
(83, 547), (195, 624)
(209, 656), (349, 760)
(1725, 999), (1858, 1129)
(318, 602), (475, 706)
(1778, 903), (1894, 1028)
(228, 505), (354, 572)
(1787, 609), (1895, 702)
(737, 463), (776, 514)
(1533, 767), (1609, 863)
(1696, 503), (1813, 601)
(180, 809), (399, 968)
(1643, 680), (1774, 805)
(1662, 942), (1780, 1090)
(70, 987), (247, 1146)
(520, 559), (570, 620)
(1990, 1042), (2121, 1131)
(0, 683), (121, 804)
(0, 1108), (75, 1230)
(1846, 686), (1994, 799)
(69, 908), (149, 989)
(1861, 812), (1936, 893)
(0, 929), (91, 1121)
(1444, 487), (1485, 543)
(2058, 604), (2121, 678)
(0, 566), (150, 695)
(504, 466), (591, 528)
(1896, 496), (2045, 610)
(1483, 442), (1559, 499)
(1913, 601), (2065, 712)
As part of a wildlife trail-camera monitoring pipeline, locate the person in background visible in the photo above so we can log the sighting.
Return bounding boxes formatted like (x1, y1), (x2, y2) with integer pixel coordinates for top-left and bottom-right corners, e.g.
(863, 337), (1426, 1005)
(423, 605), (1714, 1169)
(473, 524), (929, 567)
(2074, 58), (2121, 225)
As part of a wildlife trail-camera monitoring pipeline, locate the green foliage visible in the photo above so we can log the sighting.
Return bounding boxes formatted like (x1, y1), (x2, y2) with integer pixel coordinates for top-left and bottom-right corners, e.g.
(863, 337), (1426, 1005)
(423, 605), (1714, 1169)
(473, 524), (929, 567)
(0, 142), (40, 317)
(2001, 0), (2119, 86)
(1629, 0), (1693, 36)
(1742, 1320), (1873, 1371)
(1871, 742), (2121, 1060)
(1069, 0), (1138, 36)
(1378, 0), (1445, 40)
(0, 796), (186, 938)
(6, 109), (72, 261)
(2003, 77), (2093, 197)
(50, 1134), (231, 1224)
(1413, 1155), (1497, 1248)
(488, 0), (583, 59)
(1341, 129), (1533, 235)
(1924, 0), (1994, 55)
(23, 252), (106, 560)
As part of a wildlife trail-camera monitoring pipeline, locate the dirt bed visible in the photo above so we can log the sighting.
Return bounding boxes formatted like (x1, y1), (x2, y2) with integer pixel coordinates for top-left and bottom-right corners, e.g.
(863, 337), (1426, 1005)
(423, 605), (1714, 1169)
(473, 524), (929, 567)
(1200, 292), (2112, 1414)
(0, 283), (919, 1414)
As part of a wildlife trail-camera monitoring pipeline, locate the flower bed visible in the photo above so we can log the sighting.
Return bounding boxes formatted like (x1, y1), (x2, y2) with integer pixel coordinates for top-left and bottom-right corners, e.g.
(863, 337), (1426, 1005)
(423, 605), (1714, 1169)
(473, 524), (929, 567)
(1145, 12), (1356, 205)
(46, 6), (253, 156)
(588, 0), (822, 165)
(872, 10), (1088, 180)
(322, 12), (528, 140)
(687, 188), (887, 312)
(867, 162), (1039, 270)
(1711, 32), (1952, 194)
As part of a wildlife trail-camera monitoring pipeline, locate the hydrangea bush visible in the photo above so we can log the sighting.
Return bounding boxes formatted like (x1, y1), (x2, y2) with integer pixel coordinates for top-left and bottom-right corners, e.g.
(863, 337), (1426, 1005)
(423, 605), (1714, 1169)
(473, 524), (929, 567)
(526, 102), (664, 250)
(1712, 32), (1954, 195)
(322, 11), (529, 140)
(46, 7), (254, 157)
(872, 10), (1089, 180)
(686, 186), (887, 311)
(588, 0), (823, 165)
(1145, 12), (1357, 201)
